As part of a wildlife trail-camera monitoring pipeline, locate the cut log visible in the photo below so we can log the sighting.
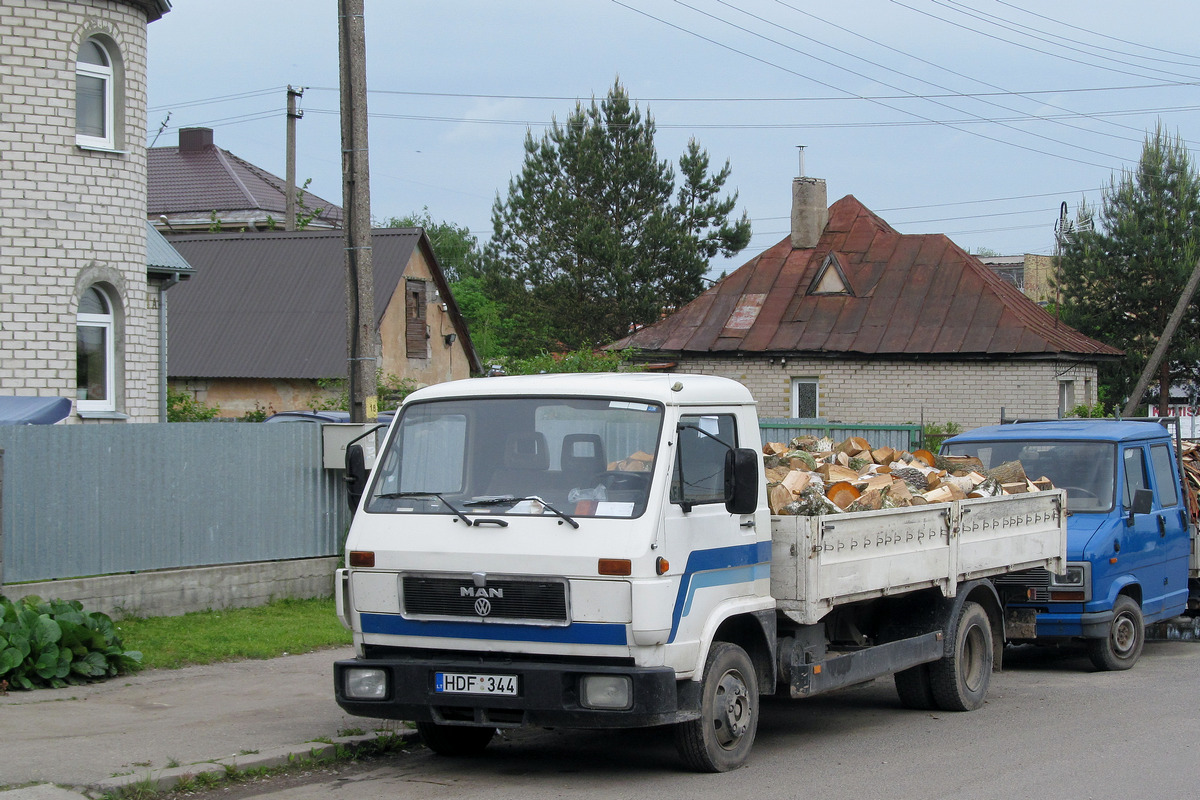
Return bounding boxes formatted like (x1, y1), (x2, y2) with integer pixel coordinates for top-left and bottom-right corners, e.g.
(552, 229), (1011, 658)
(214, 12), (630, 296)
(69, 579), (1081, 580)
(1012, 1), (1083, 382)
(782, 470), (812, 495)
(826, 481), (861, 510)
(769, 483), (794, 515)
(913, 449), (937, 468)
(764, 441), (788, 455)
(871, 446), (895, 465)
(819, 463), (861, 483)
(988, 460), (1029, 486)
(1001, 482), (1028, 494)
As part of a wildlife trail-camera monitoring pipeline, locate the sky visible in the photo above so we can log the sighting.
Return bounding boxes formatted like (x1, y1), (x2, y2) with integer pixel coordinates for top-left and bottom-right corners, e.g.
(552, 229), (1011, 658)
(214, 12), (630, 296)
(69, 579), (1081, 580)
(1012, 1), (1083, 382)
(146, 1), (1200, 278)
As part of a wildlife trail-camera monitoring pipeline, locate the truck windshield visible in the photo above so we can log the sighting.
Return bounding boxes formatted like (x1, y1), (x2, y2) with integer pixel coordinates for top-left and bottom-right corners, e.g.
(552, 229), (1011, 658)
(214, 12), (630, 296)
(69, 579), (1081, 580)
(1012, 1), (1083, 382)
(942, 440), (1116, 512)
(365, 396), (664, 520)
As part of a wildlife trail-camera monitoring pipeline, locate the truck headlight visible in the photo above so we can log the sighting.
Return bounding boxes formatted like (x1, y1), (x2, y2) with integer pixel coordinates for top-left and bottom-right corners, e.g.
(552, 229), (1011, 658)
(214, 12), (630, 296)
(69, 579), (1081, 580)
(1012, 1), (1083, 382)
(344, 668), (388, 699)
(1050, 564), (1086, 588)
(580, 675), (632, 710)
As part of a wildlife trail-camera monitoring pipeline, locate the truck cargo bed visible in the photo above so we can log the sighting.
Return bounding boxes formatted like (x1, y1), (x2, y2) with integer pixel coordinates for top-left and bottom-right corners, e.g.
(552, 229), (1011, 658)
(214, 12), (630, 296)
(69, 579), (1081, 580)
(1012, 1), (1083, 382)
(771, 490), (1066, 625)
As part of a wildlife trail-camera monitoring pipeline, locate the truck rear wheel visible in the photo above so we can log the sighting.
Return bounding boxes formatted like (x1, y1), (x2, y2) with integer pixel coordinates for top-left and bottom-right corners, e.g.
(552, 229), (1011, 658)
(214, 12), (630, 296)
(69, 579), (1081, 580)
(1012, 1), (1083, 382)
(416, 722), (495, 757)
(1088, 594), (1144, 671)
(674, 642), (759, 772)
(929, 601), (992, 711)
(894, 664), (936, 710)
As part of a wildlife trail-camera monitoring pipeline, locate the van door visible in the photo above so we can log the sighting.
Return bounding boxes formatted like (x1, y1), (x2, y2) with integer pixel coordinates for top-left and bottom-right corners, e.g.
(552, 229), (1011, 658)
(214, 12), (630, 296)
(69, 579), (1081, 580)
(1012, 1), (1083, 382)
(1122, 445), (1165, 617)
(1148, 442), (1191, 617)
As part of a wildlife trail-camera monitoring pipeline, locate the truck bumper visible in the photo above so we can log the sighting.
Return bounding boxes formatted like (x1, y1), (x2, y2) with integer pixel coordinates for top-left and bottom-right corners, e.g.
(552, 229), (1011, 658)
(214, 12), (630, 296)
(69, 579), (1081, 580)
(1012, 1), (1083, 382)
(1033, 609), (1114, 639)
(334, 654), (697, 729)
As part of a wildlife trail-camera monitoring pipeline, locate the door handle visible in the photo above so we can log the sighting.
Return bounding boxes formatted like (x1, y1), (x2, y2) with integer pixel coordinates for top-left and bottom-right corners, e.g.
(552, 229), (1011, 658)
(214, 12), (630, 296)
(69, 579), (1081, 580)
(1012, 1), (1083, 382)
(1158, 515), (1166, 537)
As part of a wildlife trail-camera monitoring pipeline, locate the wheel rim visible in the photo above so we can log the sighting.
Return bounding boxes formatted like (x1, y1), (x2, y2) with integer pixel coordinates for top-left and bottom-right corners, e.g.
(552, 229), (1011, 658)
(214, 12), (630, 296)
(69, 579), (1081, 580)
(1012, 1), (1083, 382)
(712, 669), (752, 749)
(1111, 611), (1138, 656)
(961, 623), (987, 693)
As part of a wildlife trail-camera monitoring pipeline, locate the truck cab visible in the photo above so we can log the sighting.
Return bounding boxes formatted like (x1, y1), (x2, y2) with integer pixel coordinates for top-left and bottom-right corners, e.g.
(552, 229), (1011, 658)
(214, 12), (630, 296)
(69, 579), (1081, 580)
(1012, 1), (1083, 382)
(942, 420), (1192, 669)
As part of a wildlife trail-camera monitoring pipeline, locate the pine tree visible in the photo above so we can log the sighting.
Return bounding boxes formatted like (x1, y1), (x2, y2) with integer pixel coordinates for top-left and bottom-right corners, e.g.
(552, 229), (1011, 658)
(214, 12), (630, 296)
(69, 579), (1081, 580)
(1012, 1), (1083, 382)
(484, 80), (751, 356)
(1056, 123), (1200, 411)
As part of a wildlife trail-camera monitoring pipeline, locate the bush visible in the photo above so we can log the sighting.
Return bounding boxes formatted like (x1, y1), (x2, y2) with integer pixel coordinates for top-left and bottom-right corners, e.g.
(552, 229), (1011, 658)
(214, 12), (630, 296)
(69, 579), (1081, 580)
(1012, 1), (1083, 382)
(0, 595), (142, 690)
(167, 387), (220, 422)
(923, 421), (962, 451)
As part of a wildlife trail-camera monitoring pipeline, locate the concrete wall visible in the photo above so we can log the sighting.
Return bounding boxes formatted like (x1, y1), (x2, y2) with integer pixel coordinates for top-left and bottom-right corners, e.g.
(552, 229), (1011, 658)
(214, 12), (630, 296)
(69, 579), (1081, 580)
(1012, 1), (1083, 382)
(0, 0), (161, 422)
(3, 557), (340, 620)
(672, 355), (1098, 431)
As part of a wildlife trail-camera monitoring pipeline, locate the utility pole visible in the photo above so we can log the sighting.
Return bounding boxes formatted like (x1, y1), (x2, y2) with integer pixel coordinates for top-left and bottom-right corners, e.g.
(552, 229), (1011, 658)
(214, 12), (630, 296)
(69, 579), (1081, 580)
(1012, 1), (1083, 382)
(337, 0), (376, 422)
(285, 85), (303, 231)
(1121, 255), (1200, 418)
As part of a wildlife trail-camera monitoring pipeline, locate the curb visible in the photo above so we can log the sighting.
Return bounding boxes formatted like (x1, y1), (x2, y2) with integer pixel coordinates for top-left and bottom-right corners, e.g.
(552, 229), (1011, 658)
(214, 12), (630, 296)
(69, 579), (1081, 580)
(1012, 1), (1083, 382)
(2, 731), (417, 800)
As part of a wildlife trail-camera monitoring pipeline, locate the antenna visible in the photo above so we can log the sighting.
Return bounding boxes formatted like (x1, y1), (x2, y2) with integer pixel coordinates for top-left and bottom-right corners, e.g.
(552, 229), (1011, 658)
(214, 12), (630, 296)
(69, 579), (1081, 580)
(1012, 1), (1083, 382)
(796, 145), (807, 178)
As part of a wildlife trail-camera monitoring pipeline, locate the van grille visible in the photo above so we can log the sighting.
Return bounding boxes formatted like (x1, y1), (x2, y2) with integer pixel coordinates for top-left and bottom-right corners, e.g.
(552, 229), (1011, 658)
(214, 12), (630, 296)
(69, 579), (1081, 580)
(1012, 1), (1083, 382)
(401, 574), (569, 625)
(993, 568), (1051, 601)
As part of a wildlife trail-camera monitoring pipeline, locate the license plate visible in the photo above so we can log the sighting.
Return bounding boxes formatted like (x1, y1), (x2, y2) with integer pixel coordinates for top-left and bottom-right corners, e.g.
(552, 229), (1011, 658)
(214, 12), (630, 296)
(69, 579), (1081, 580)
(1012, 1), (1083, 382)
(435, 672), (518, 696)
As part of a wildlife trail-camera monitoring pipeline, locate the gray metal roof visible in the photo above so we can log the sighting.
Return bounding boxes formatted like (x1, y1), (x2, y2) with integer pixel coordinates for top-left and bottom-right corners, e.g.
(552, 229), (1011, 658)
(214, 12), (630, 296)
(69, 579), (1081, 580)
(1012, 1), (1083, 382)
(164, 229), (481, 379)
(146, 222), (194, 276)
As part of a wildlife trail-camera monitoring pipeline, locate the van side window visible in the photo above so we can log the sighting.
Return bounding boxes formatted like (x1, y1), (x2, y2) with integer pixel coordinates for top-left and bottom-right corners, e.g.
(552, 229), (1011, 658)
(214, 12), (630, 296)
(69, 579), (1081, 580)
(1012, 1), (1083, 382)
(672, 414), (737, 507)
(1150, 444), (1178, 508)
(1122, 447), (1149, 508)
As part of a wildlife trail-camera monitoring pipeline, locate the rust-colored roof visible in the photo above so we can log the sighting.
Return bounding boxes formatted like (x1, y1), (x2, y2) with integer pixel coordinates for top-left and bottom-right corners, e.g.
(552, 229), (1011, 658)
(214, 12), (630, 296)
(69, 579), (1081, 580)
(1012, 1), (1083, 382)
(616, 195), (1121, 360)
(165, 229), (481, 379)
(148, 143), (344, 227)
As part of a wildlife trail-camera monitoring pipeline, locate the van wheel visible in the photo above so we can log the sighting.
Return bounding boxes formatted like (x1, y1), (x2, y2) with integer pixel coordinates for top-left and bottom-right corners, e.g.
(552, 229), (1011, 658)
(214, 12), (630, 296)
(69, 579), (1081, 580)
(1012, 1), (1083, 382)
(674, 642), (759, 772)
(894, 663), (936, 710)
(416, 722), (495, 757)
(1088, 595), (1144, 671)
(929, 601), (992, 711)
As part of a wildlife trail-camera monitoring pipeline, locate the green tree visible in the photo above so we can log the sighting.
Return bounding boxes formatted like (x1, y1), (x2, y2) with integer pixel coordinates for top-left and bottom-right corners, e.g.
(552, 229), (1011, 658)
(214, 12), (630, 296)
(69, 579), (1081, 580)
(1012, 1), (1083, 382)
(166, 387), (219, 422)
(1056, 123), (1200, 411)
(484, 79), (751, 357)
(381, 207), (481, 283)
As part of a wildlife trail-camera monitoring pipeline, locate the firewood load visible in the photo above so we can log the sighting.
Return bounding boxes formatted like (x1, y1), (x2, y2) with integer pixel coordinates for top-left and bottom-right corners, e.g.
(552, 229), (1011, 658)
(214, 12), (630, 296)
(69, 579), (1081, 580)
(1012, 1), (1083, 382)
(764, 435), (1056, 516)
(1177, 440), (1200, 523)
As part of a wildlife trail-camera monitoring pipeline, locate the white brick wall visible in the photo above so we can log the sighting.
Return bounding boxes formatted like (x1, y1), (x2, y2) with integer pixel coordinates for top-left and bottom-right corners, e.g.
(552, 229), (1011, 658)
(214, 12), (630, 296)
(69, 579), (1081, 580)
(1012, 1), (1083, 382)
(673, 355), (1099, 431)
(0, 0), (159, 422)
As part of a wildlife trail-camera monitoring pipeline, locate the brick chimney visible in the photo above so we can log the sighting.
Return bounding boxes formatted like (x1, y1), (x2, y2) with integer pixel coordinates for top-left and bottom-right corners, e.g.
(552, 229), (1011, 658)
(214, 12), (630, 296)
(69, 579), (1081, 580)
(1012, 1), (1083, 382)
(179, 127), (214, 153)
(790, 176), (828, 250)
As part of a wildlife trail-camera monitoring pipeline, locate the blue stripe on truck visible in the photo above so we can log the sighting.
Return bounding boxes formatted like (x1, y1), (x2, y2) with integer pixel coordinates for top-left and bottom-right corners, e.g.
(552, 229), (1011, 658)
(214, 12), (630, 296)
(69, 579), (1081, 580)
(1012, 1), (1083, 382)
(668, 541), (772, 643)
(360, 613), (628, 646)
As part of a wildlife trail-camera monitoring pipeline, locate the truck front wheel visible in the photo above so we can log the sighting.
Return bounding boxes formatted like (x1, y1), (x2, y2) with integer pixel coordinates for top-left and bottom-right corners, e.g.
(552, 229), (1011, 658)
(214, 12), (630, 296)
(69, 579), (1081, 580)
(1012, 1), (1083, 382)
(929, 601), (992, 711)
(674, 642), (759, 772)
(1088, 595), (1144, 671)
(416, 722), (495, 757)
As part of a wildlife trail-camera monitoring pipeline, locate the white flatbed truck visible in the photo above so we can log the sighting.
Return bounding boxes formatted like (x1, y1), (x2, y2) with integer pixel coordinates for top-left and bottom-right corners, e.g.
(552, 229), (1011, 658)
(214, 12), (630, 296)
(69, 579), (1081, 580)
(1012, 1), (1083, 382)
(334, 374), (1066, 771)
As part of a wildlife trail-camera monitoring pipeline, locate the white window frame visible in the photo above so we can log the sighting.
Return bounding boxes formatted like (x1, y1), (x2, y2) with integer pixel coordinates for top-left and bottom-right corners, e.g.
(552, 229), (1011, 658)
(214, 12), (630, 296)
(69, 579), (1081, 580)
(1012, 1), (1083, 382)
(791, 377), (820, 418)
(76, 37), (115, 150)
(1058, 379), (1076, 418)
(77, 286), (116, 413)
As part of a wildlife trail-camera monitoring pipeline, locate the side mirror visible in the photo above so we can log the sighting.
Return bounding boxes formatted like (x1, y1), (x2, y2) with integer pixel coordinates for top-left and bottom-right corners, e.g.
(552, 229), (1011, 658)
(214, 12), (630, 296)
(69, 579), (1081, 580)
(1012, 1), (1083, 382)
(346, 444), (367, 514)
(724, 448), (759, 515)
(1130, 487), (1153, 519)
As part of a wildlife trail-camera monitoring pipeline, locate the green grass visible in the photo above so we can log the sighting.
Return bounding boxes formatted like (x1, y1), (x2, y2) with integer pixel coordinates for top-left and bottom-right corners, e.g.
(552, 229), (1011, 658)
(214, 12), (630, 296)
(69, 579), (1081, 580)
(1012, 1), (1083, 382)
(115, 597), (352, 669)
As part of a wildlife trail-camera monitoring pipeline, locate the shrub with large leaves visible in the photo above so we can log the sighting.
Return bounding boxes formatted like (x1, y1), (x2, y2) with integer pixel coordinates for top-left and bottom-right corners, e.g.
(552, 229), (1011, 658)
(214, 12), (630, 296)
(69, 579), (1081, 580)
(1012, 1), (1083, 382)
(0, 595), (142, 690)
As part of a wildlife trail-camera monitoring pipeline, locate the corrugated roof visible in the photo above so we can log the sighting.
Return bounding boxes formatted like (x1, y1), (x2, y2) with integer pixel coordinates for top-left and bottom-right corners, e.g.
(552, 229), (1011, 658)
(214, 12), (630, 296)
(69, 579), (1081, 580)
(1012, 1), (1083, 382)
(616, 195), (1122, 360)
(165, 229), (481, 379)
(146, 222), (194, 275)
(148, 143), (343, 226)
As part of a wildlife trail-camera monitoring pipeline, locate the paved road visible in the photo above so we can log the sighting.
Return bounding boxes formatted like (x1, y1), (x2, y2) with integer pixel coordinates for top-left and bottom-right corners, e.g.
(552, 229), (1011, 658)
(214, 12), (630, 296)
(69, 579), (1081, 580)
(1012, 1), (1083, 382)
(195, 641), (1200, 800)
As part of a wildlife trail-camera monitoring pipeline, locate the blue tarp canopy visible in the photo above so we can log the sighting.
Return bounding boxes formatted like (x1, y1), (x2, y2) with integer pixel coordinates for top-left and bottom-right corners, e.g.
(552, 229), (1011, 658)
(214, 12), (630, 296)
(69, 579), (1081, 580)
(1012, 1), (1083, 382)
(0, 396), (72, 425)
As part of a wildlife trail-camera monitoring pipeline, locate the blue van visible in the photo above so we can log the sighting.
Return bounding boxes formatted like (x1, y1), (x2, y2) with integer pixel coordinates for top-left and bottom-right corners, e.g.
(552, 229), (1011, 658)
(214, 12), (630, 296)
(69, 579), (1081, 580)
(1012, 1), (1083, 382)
(942, 420), (1192, 670)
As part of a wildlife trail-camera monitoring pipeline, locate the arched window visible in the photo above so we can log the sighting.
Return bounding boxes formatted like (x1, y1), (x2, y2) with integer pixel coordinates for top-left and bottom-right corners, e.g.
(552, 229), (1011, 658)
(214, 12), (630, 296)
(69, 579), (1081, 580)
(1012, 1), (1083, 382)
(77, 285), (115, 411)
(76, 37), (115, 149)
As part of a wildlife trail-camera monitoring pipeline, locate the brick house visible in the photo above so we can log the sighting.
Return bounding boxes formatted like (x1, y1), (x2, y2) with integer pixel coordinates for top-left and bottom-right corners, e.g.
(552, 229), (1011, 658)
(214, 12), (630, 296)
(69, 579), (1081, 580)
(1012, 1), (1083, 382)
(164, 229), (481, 417)
(0, 0), (180, 422)
(614, 178), (1122, 430)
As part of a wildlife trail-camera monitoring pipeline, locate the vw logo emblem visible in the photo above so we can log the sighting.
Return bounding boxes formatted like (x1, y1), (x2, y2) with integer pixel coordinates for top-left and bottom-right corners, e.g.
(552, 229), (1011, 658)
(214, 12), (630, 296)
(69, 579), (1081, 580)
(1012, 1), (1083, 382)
(474, 597), (492, 617)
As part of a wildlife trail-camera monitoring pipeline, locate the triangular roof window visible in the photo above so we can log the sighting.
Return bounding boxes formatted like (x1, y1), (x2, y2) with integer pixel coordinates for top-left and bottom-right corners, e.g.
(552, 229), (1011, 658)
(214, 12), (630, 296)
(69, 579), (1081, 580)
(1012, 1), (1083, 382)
(808, 252), (853, 296)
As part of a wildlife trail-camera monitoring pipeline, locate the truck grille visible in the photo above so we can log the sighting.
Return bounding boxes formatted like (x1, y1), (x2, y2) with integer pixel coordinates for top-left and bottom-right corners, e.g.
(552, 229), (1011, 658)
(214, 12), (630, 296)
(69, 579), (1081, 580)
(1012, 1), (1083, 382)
(401, 574), (569, 625)
(993, 568), (1051, 601)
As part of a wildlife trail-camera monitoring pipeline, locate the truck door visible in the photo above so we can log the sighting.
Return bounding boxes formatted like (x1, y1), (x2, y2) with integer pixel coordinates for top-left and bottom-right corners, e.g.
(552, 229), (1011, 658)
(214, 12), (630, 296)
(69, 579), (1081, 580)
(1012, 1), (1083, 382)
(1121, 445), (1166, 617)
(1147, 442), (1191, 616)
(662, 412), (765, 647)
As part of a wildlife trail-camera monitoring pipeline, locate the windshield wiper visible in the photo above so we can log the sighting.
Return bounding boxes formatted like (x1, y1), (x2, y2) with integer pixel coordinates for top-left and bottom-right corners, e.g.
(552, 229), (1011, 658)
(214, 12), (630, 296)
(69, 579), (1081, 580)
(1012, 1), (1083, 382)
(464, 495), (580, 529)
(374, 491), (473, 527)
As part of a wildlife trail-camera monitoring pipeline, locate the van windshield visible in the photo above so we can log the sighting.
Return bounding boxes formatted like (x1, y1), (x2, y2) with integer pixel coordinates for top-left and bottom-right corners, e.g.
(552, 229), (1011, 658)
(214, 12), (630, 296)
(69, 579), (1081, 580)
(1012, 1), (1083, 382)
(366, 396), (664, 520)
(942, 440), (1116, 512)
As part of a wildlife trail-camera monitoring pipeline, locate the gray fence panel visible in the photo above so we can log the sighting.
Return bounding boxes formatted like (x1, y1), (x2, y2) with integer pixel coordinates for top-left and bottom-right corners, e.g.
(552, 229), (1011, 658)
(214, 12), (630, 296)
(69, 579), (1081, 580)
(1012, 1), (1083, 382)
(758, 419), (923, 453)
(0, 424), (348, 584)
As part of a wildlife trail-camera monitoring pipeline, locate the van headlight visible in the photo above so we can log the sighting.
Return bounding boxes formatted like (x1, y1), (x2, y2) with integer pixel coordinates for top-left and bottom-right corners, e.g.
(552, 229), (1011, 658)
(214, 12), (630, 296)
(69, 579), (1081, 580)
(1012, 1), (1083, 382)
(1050, 564), (1086, 588)
(1047, 563), (1090, 602)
